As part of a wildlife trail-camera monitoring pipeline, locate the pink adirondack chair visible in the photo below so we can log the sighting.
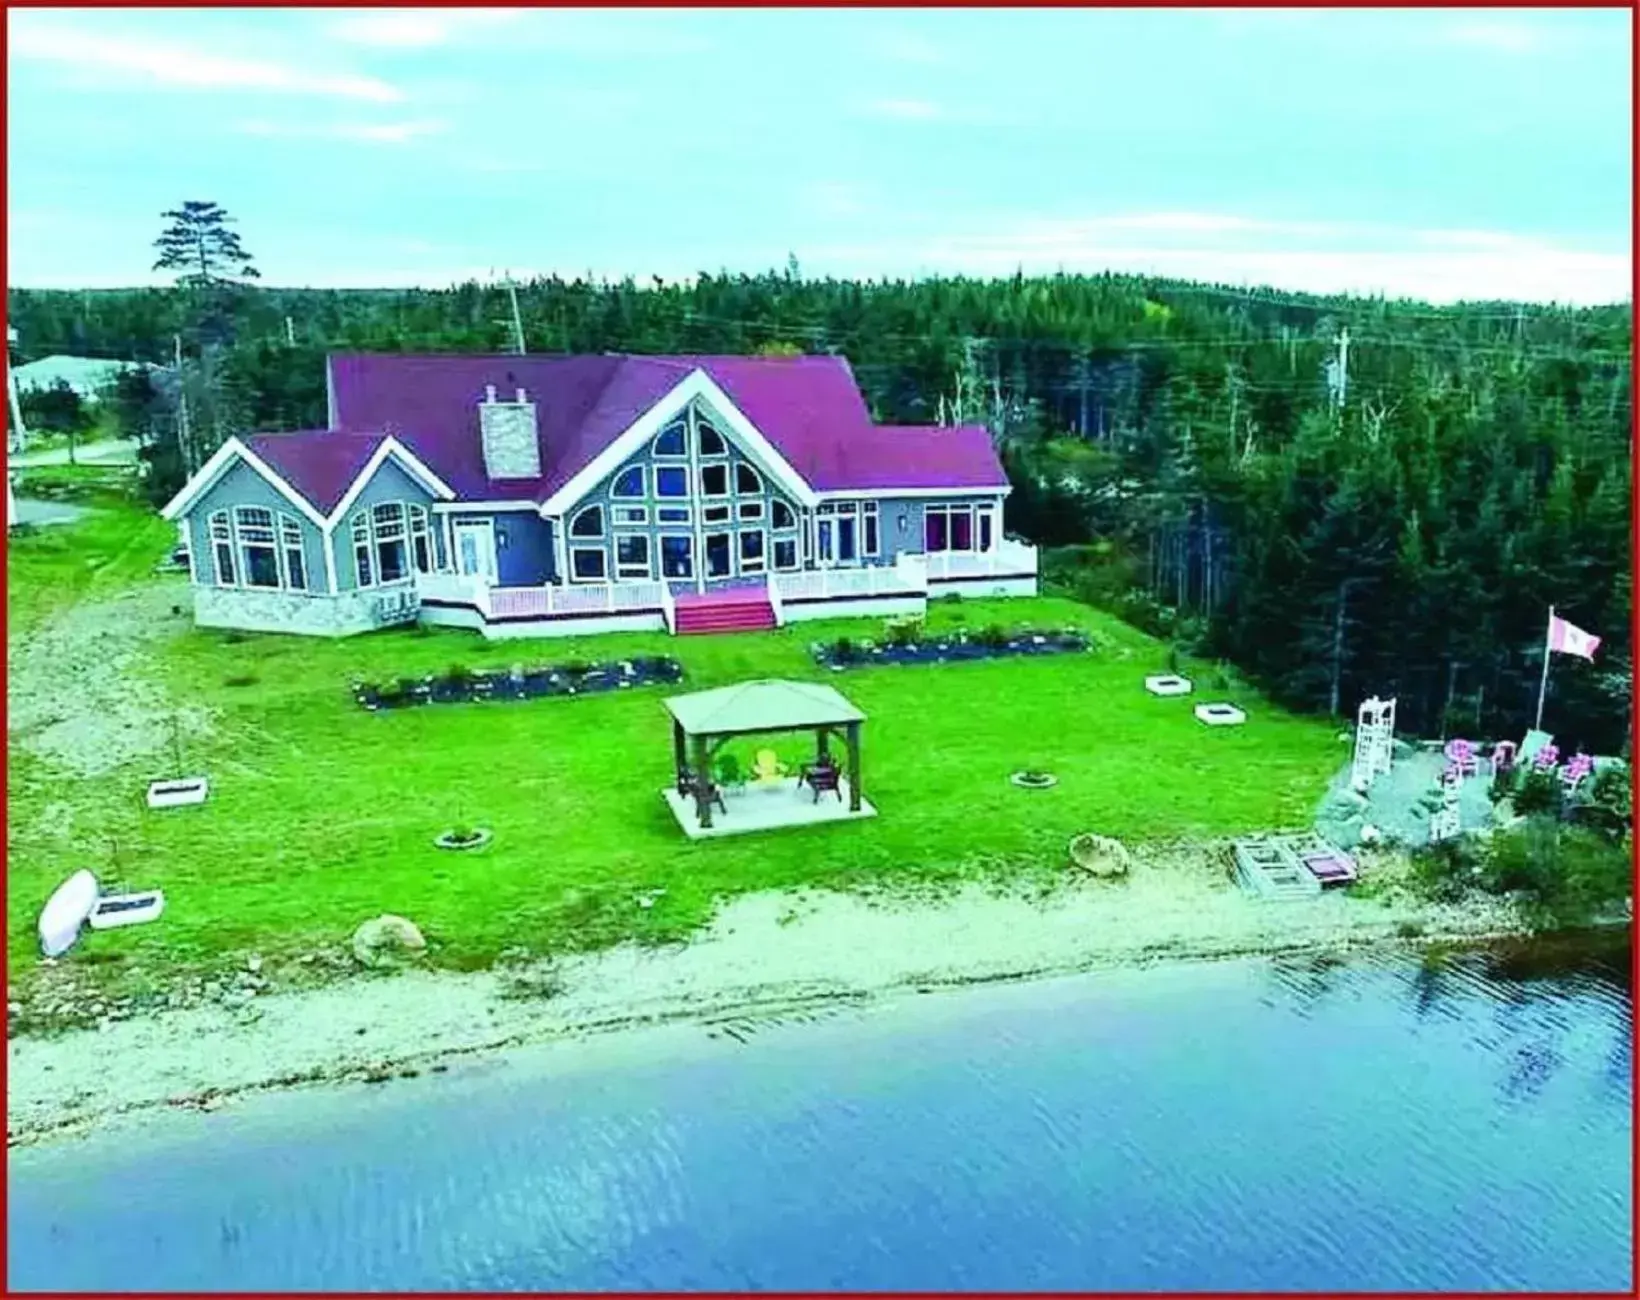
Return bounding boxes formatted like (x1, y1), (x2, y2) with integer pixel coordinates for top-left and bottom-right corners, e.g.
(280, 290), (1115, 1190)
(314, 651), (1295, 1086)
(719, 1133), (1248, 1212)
(1534, 742), (1561, 770)
(1444, 738), (1479, 778)
(1560, 752), (1594, 791)
(1488, 740), (1518, 777)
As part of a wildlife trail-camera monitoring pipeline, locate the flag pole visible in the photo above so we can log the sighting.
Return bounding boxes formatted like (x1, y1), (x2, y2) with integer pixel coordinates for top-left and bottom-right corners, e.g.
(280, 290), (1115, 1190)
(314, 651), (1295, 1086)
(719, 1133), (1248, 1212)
(1534, 604), (1554, 731)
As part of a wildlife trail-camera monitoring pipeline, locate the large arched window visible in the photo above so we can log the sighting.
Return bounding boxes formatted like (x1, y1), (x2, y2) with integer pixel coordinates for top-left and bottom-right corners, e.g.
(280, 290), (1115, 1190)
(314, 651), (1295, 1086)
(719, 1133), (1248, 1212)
(736, 463), (763, 496)
(350, 501), (436, 588)
(208, 506), (310, 591)
(570, 505), (605, 538)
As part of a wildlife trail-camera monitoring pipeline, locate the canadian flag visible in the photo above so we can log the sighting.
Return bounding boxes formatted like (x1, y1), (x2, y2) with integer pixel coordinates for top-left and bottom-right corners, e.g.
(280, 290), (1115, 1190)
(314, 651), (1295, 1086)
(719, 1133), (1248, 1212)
(1548, 613), (1601, 661)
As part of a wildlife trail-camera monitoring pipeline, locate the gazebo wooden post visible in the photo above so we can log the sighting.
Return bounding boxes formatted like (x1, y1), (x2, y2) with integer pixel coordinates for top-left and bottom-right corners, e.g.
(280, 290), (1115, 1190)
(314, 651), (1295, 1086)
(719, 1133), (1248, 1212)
(845, 721), (862, 812)
(672, 720), (688, 783)
(692, 732), (713, 829)
(815, 725), (831, 763)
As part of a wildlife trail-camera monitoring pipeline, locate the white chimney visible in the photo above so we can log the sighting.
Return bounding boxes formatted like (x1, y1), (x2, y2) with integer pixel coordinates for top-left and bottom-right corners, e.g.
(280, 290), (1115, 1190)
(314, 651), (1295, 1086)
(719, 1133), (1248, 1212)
(479, 384), (541, 480)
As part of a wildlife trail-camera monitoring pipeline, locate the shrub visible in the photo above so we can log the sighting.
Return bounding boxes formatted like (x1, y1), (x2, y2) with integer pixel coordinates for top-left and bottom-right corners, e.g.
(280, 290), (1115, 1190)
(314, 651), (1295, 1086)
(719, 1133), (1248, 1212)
(446, 662), (474, 687)
(1165, 645), (1181, 675)
(978, 623), (1010, 649)
(885, 615), (924, 648)
(1409, 836), (1485, 904)
(1512, 767), (1563, 818)
(833, 637), (858, 663)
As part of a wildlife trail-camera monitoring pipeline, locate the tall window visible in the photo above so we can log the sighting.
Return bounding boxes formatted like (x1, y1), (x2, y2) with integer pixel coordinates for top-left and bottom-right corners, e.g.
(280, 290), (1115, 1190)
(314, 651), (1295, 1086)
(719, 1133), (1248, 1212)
(350, 501), (435, 588)
(235, 507), (281, 588)
(281, 516), (307, 591)
(209, 511), (236, 586)
(208, 506), (310, 591)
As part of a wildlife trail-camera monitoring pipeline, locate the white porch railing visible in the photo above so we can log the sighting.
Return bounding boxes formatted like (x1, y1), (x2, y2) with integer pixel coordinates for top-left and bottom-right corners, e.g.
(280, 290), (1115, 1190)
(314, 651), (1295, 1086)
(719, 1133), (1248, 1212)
(764, 571), (785, 627)
(416, 573), (670, 623)
(923, 538), (1038, 582)
(772, 558), (927, 604)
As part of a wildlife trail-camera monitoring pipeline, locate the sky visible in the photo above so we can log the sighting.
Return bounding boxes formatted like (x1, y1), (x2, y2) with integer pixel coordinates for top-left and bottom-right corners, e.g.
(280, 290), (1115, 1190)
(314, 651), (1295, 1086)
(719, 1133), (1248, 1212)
(6, 6), (1633, 303)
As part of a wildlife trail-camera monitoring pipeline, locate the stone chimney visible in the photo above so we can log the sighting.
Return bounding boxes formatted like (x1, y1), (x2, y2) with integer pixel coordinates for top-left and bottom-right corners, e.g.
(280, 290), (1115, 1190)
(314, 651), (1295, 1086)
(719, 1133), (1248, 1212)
(479, 383), (541, 480)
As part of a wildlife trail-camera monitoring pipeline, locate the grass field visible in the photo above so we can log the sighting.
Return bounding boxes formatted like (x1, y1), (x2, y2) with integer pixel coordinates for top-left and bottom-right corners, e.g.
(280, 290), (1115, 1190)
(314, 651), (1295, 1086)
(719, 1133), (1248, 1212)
(6, 500), (1344, 993)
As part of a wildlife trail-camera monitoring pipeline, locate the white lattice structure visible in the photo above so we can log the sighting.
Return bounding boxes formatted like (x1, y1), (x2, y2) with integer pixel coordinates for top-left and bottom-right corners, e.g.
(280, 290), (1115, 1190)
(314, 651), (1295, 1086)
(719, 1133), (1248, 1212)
(1351, 696), (1397, 792)
(1429, 769), (1462, 844)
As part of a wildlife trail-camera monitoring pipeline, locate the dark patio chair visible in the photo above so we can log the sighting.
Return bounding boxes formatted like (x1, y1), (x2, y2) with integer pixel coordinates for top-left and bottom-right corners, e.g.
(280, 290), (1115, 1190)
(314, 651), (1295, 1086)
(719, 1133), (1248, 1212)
(800, 758), (843, 804)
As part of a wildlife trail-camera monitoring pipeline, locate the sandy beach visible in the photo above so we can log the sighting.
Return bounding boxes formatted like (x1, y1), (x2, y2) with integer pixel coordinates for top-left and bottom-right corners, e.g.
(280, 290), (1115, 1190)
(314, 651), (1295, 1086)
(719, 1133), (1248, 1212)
(7, 843), (1530, 1148)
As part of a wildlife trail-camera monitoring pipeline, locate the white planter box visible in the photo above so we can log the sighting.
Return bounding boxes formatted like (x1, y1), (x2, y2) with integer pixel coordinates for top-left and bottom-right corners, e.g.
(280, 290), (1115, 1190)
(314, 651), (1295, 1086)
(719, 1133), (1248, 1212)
(146, 777), (209, 809)
(1145, 674), (1193, 697)
(88, 890), (166, 931)
(1195, 703), (1247, 727)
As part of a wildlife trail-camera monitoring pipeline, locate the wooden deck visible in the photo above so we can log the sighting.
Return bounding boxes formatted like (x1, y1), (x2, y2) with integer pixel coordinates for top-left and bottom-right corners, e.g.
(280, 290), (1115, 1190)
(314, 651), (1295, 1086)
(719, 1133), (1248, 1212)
(1231, 833), (1357, 901)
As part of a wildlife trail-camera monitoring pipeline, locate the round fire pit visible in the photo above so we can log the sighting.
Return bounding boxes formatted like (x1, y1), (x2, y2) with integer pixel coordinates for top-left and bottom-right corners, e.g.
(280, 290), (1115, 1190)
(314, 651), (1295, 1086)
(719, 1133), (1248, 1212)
(434, 827), (493, 851)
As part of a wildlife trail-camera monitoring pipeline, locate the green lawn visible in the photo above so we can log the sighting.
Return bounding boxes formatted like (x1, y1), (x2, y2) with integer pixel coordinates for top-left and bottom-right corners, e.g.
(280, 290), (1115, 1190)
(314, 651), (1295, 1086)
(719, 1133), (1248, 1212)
(6, 501), (1343, 991)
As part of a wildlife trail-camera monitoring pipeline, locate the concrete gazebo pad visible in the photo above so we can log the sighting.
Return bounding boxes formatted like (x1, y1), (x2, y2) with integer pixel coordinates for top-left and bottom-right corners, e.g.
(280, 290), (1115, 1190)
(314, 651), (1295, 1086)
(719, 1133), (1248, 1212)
(661, 780), (877, 839)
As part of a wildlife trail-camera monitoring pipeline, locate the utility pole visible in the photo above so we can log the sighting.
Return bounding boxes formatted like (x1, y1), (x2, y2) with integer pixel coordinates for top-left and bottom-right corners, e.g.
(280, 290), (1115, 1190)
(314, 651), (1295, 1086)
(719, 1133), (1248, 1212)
(1335, 326), (1350, 408)
(174, 334), (194, 476)
(6, 325), (26, 455)
(284, 315), (296, 347)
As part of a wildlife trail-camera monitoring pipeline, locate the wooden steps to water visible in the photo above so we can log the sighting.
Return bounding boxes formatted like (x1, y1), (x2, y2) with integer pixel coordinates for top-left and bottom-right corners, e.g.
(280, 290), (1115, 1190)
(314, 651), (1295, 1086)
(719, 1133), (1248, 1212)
(1232, 833), (1358, 901)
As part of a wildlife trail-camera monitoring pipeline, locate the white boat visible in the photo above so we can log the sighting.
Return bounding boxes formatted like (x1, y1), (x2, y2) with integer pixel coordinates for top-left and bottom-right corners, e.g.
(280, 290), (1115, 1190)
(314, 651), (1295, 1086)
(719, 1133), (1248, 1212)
(88, 890), (166, 931)
(39, 869), (99, 957)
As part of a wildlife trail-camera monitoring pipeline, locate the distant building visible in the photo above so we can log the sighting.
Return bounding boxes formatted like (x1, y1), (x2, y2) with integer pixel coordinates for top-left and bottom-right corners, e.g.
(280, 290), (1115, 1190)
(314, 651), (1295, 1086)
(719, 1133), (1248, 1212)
(12, 355), (154, 402)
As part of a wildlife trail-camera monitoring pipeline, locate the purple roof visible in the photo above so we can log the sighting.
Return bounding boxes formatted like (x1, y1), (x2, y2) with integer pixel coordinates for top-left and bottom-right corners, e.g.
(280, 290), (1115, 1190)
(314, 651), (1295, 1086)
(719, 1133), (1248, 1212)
(245, 353), (1007, 513)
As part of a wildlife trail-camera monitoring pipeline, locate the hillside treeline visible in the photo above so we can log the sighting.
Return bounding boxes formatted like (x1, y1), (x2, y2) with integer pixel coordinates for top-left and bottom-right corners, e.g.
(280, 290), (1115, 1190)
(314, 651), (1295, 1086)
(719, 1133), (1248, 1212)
(8, 271), (1631, 751)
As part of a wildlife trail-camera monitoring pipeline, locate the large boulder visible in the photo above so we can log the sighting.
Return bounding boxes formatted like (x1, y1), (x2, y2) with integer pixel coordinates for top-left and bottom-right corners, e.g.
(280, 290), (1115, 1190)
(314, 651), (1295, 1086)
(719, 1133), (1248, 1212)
(351, 914), (426, 970)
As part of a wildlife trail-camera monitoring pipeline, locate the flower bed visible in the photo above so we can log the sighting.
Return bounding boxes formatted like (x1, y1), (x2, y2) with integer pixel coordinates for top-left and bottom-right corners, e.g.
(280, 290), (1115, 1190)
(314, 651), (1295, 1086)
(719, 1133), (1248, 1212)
(812, 624), (1090, 671)
(353, 655), (684, 711)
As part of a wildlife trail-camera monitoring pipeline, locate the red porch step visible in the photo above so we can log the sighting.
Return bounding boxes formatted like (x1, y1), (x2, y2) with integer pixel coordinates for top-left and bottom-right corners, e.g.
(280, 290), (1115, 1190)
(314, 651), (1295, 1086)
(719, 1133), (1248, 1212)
(674, 588), (777, 636)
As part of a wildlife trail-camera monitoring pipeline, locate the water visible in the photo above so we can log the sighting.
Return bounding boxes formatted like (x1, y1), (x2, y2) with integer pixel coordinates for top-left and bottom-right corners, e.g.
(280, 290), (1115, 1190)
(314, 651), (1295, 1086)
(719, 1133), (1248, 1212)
(9, 938), (1631, 1292)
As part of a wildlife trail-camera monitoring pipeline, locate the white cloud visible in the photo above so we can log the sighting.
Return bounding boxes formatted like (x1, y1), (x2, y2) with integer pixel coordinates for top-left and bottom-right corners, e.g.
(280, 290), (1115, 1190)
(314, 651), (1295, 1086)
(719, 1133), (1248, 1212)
(328, 9), (524, 50)
(805, 213), (1631, 306)
(866, 98), (943, 121)
(236, 119), (445, 145)
(10, 19), (402, 102)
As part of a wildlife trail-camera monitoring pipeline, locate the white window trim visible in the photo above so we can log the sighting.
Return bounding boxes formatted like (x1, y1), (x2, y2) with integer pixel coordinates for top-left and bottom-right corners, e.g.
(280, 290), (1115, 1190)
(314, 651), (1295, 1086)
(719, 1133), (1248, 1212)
(658, 532), (695, 581)
(610, 465), (647, 499)
(653, 465), (691, 501)
(612, 505), (650, 526)
(737, 527), (767, 575)
(652, 419), (689, 459)
(698, 462), (731, 498)
(209, 505), (313, 593)
(540, 369), (819, 516)
(350, 500), (435, 588)
(569, 504), (606, 540)
(736, 463), (764, 496)
(453, 516), (499, 583)
(862, 501), (880, 558)
(701, 503), (732, 525)
(702, 529), (734, 581)
(655, 504), (692, 525)
(772, 535), (801, 572)
(738, 500), (765, 521)
(569, 545), (609, 583)
(771, 501), (797, 532)
(614, 533), (653, 580)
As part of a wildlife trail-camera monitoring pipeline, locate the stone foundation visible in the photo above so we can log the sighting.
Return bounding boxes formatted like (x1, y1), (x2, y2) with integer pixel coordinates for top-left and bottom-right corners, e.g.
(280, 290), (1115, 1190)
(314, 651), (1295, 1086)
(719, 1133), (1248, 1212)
(193, 583), (419, 638)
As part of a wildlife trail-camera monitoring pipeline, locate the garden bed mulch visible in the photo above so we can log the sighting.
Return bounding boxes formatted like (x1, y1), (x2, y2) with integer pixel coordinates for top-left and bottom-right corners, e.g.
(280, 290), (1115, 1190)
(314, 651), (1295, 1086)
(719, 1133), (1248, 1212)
(811, 629), (1090, 671)
(353, 656), (684, 711)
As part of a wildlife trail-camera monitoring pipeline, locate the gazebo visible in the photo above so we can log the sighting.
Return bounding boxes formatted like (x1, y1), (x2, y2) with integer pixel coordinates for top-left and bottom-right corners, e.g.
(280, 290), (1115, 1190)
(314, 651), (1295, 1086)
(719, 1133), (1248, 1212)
(661, 679), (876, 839)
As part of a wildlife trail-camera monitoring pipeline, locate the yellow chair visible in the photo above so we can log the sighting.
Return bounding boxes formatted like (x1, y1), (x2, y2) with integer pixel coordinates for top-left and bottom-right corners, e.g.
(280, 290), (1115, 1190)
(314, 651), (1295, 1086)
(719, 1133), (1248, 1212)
(751, 749), (787, 784)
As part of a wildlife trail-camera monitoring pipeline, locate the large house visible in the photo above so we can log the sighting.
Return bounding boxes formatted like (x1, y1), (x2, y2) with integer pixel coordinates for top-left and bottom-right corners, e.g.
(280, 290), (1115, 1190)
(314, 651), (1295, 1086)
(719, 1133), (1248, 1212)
(160, 353), (1038, 639)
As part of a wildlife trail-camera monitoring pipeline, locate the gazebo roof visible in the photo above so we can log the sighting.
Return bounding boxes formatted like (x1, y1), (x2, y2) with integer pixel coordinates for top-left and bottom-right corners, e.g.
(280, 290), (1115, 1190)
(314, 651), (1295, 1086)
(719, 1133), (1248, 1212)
(663, 679), (865, 737)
